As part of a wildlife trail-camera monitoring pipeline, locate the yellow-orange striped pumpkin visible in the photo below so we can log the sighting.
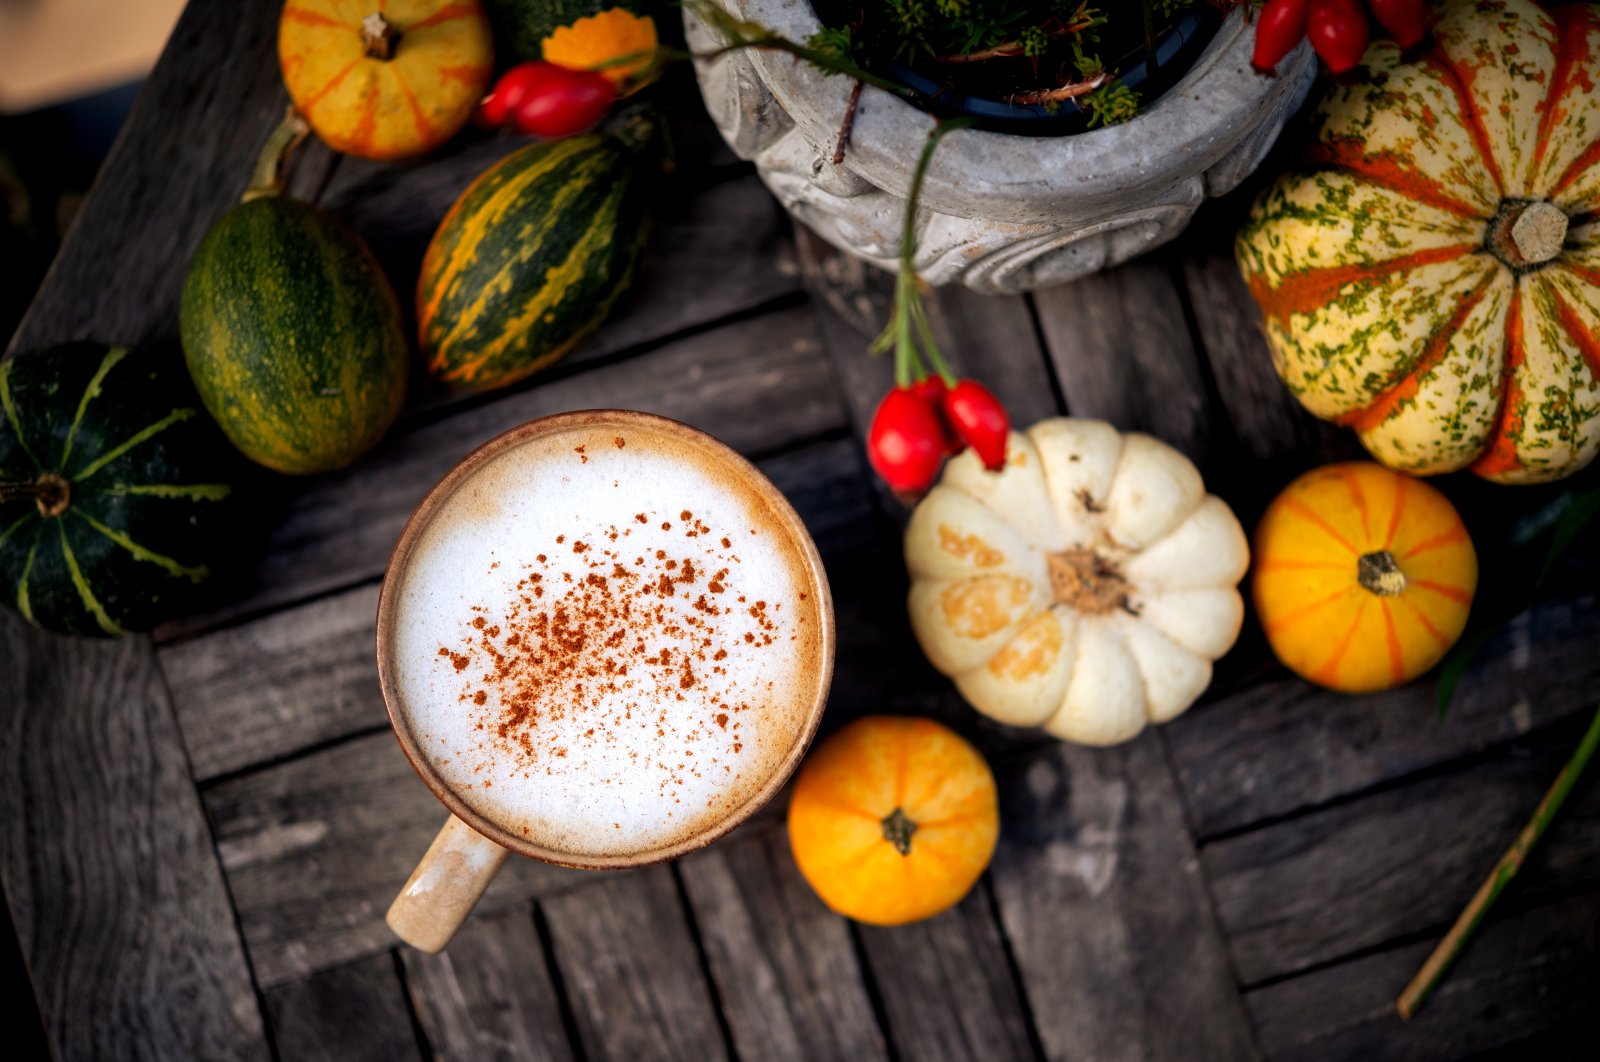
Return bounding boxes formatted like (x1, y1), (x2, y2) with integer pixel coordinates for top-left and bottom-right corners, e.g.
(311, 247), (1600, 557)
(1253, 463), (1477, 694)
(1237, 0), (1600, 485)
(279, 0), (493, 161)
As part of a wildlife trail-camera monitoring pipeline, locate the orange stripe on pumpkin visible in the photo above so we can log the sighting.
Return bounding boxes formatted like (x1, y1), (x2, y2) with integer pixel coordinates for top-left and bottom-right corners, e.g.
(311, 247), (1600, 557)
(1531, 6), (1599, 196)
(1381, 603), (1404, 685)
(1399, 595), (1453, 648)
(1337, 465), (1372, 541)
(1553, 288), (1600, 386)
(1423, 50), (1505, 198)
(343, 75), (382, 156)
(1383, 471), (1408, 550)
(1469, 289), (1526, 477)
(282, 6), (346, 30)
(389, 66), (437, 146)
(438, 64), (492, 86)
(300, 57), (362, 114)
(1402, 527), (1470, 558)
(1341, 270), (1498, 433)
(410, 3), (480, 31)
(1252, 559), (1348, 572)
(1410, 578), (1473, 605)
(1305, 136), (1485, 219)
(1248, 245), (1474, 332)
(1310, 601), (1365, 687)
(1263, 586), (1351, 637)
(1281, 497), (1361, 556)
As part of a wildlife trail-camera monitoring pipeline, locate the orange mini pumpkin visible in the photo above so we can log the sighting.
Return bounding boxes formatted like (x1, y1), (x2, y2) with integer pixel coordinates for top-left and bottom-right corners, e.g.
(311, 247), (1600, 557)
(788, 716), (999, 926)
(280, 1), (493, 160)
(541, 9), (659, 93)
(1253, 463), (1478, 694)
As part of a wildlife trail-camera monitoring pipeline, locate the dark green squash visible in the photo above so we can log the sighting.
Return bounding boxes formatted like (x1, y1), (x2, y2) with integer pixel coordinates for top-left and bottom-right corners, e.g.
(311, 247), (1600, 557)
(417, 132), (649, 392)
(0, 342), (237, 636)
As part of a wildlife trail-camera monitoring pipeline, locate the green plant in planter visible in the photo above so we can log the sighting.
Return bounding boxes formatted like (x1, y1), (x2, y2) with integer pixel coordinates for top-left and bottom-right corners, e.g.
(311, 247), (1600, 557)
(810, 0), (1227, 125)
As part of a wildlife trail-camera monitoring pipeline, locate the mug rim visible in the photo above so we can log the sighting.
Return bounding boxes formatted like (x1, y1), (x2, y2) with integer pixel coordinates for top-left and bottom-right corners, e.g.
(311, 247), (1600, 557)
(375, 409), (835, 870)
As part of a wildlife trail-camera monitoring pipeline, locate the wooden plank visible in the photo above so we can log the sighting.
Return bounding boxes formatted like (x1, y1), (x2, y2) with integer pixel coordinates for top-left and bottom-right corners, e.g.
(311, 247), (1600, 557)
(158, 305), (849, 638)
(206, 729), (590, 988)
(796, 225), (1056, 1058)
(1169, 592), (1600, 838)
(795, 226), (1060, 465)
(854, 887), (1039, 1062)
(1174, 221), (1356, 476)
(1205, 722), (1600, 985)
(163, 438), (873, 781)
(990, 737), (1259, 1062)
(1245, 889), (1600, 1061)
(542, 865), (730, 1061)
(266, 952), (421, 1062)
(401, 905), (575, 1061)
(6, 0), (286, 354)
(162, 582), (382, 781)
(1031, 254), (1213, 463)
(0, 615), (267, 1060)
(678, 824), (887, 1061)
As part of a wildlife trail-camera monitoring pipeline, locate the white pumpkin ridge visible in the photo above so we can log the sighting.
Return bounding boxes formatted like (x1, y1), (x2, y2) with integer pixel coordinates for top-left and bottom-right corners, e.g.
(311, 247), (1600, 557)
(905, 418), (1250, 746)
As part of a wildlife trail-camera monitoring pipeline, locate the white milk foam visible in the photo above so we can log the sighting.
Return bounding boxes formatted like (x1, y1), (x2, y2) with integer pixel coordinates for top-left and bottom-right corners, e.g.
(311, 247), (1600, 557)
(388, 422), (822, 858)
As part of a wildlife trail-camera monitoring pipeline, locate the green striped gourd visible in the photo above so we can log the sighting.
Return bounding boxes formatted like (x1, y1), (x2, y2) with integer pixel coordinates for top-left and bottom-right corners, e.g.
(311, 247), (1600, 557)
(0, 343), (237, 636)
(180, 195), (408, 475)
(1236, 0), (1600, 484)
(417, 132), (648, 392)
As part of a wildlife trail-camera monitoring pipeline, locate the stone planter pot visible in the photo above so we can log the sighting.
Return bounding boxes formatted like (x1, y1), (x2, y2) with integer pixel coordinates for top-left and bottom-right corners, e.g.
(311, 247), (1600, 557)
(687, 1), (1316, 294)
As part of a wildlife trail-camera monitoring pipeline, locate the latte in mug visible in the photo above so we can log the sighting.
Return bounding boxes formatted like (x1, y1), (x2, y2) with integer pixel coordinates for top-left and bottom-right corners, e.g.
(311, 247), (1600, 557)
(380, 411), (833, 949)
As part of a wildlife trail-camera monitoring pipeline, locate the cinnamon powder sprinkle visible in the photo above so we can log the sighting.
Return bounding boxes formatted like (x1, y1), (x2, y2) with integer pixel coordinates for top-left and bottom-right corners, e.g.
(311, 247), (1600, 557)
(436, 511), (790, 796)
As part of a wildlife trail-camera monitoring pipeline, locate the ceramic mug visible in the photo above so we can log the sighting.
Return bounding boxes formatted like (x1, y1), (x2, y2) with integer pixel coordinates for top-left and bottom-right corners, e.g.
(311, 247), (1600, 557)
(377, 410), (834, 951)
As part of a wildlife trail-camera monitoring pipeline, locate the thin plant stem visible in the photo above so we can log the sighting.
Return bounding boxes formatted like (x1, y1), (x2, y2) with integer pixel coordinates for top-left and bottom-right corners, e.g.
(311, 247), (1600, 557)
(1396, 704), (1600, 1020)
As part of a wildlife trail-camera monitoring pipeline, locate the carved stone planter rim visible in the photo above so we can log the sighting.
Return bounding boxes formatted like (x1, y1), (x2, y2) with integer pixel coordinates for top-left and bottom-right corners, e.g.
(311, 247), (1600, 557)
(730, 0), (1313, 225)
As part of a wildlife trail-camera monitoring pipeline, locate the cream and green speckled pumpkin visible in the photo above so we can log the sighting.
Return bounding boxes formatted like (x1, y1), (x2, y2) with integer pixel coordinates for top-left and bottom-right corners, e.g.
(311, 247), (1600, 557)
(1237, 0), (1600, 485)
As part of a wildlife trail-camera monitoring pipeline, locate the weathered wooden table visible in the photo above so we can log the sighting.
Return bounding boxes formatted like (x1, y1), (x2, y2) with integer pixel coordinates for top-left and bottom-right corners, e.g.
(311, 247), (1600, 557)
(4, 3), (1597, 1059)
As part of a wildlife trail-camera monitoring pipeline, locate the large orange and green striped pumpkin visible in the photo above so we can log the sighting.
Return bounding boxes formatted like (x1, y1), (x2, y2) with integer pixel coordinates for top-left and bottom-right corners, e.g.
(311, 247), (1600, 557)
(417, 132), (648, 392)
(1, 343), (237, 637)
(1236, 0), (1600, 485)
(1253, 463), (1477, 694)
(279, 0), (493, 161)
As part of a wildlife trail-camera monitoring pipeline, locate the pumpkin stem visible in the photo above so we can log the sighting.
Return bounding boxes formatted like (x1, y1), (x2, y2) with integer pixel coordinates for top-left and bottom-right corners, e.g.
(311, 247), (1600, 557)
(361, 12), (401, 60)
(1048, 547), (1136, 615)
(0, 473), (71, 517)
(1487, 200), (1568, 269)
(881, 807), (918, 856)
(244, 107), (312, 202)
(1357, 550), (1407, 597)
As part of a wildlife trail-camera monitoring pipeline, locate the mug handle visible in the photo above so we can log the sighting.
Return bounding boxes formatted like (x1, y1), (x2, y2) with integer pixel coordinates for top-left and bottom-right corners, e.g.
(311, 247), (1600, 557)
(387, 814), (509, 952)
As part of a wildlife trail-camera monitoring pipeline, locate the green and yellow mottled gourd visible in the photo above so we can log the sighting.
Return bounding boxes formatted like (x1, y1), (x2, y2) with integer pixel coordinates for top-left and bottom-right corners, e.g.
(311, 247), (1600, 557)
(417, 132), (648, 392)
(1236, 0), (1600, 484)
(0, 343), (237, 636)
(180, 117), (409, 475)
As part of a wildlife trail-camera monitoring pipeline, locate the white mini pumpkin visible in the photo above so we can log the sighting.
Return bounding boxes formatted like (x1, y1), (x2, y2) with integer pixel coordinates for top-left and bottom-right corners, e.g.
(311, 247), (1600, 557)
(905, 418), (1249, 746)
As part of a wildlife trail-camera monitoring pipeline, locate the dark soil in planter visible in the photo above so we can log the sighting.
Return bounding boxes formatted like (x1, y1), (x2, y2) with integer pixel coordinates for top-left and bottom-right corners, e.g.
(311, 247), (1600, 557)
(811, 1), (1224, 136)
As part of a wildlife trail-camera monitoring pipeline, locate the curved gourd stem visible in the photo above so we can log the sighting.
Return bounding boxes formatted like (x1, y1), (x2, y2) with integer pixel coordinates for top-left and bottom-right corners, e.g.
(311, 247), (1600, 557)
(361, 12), (401, 60)
(881, 807), (918, 856)
(1357, 550), (1407, 596)
(243, 108), (312, 203)
(0, 474), (70, 516)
